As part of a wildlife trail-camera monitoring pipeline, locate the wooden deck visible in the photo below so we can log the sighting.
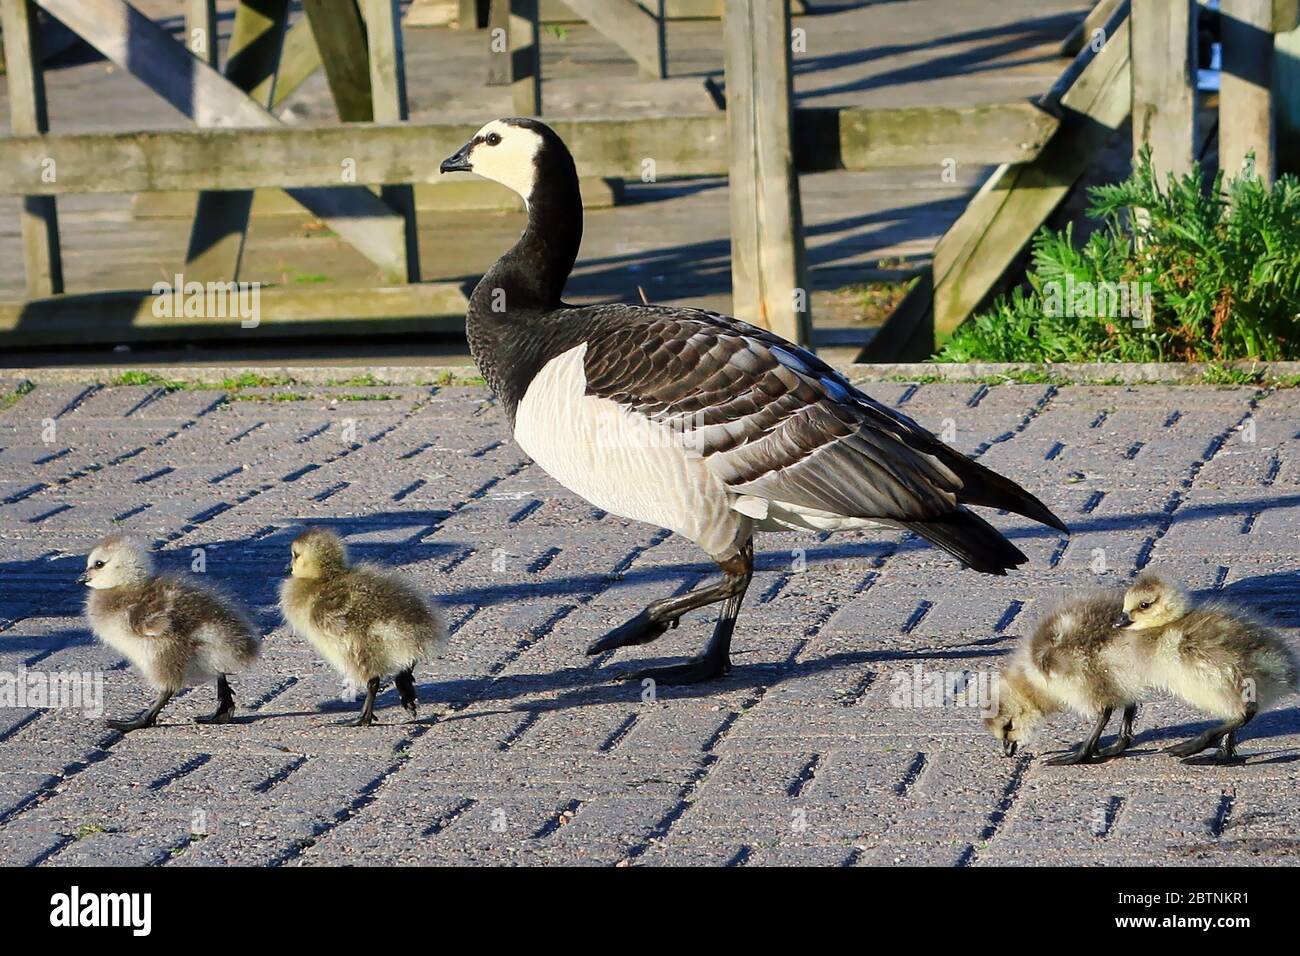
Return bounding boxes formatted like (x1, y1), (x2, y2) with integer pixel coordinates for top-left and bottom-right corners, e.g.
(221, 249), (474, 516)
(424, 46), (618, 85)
(0, 0), (1089, 363)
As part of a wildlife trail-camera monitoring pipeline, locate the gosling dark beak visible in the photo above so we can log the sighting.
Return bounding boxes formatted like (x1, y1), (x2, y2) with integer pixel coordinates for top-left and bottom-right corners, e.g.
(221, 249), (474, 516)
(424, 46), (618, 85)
(1003, 739), (1018, 757)
(77, 572), (90, 586)
(1113, 612), (1132, 629)
(439, 141), (474, 174)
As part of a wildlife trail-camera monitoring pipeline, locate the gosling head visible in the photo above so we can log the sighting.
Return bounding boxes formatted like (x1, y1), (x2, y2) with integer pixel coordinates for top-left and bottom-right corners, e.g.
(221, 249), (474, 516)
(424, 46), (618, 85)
(984, 667), (1046, 757)
(1117, 573), (1190, 630)
(79, 535), (153, 589)
(289, 527), (349, 580)
(438, 117), (572, 208)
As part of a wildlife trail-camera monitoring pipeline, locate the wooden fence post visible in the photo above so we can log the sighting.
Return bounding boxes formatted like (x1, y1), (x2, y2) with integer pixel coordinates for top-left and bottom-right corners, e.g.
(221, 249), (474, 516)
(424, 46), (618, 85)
(1221, 0), (1276, 183)
(1278, 24), (1300, 172)
(510, 0), (541, 115)
(722, 0), (811, 345)
(0, 0), (63, 297)
(487, 0), (510, 85)
(1130, 0), (1197, 183)
(362, 0), (420, 283)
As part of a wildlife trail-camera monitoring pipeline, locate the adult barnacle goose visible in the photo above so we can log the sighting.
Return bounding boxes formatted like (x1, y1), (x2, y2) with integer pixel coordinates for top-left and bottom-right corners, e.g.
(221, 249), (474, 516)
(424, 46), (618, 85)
(440, 118), (1069, 684)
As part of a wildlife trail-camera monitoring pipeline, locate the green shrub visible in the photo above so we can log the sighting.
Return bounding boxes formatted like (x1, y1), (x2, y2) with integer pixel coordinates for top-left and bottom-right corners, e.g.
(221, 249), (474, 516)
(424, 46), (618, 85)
(936, 150), (1300, 363)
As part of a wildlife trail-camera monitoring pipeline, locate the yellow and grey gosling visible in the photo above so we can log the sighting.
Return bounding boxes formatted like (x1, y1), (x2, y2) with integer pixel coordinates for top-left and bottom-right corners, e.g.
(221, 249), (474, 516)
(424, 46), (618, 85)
(987, 588), (1144, 765)
(1119, 573), (1298, 763)
(279, 528), (447, 726)
(81, 534), (260, 732)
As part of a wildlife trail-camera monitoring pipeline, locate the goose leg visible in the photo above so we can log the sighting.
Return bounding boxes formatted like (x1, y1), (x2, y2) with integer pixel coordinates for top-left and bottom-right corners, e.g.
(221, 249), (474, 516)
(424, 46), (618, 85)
(349, 678), (381, 727)
(1095, 703), (1138, 758)
(1179, 707), (1255, 764)
(107, 689), (174, 733)
(587, 542), (754, 656)
(615, 546), (754, 686)
(393, 668), (419, 719)
(195, 675), (236, 725)
(1045, 707), (1113, 766)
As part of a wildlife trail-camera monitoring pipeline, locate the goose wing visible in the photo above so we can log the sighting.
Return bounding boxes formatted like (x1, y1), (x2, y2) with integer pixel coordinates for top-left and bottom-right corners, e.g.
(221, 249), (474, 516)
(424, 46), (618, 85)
(575, 307), (1046, 522)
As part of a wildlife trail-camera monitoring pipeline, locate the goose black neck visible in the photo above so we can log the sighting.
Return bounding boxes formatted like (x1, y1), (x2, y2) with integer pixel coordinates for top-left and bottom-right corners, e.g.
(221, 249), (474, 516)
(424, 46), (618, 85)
(474, 143), (583, 312)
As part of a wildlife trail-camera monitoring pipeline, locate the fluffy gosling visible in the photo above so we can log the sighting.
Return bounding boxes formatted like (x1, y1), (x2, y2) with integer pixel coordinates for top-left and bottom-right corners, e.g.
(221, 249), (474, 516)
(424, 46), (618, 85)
(279, 528), (446, 726)
(1119, 573), (1298, 763)
(987, 589), (1144, 765)
(81, 534), (260, 732)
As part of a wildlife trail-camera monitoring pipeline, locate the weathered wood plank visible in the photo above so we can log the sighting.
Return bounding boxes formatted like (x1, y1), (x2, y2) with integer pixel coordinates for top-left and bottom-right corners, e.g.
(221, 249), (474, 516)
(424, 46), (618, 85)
(362, 0), (420, 283)
(510, 0), (541, 115)
(562, 0), (664, 79)
(187, 0), (290, 282)
(0, 102), (1066, 196)
(860, 4), (1133, 360)
(1221, 0), (1276, 182)
(185, 0), (218, 66)
(303, 0), (374, 121)
(1060, 0), (1124, 55)
(250, 16), (321, 107)
(34, 0), (408, 282)
(0, 284), (469, 348)
(486, 0), (509, 84)
(1, 0), (62, 297)
(1130, 0), (1196, 181)
(537, 0), (804, 20)
(723, 0), (810, 343)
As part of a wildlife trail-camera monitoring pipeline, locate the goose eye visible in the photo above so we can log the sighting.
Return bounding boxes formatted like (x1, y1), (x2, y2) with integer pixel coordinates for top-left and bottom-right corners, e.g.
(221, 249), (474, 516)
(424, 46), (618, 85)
(1139, 601), (1151, 610)
(485, 132), (502, 147)
(93, 560), (106, 569)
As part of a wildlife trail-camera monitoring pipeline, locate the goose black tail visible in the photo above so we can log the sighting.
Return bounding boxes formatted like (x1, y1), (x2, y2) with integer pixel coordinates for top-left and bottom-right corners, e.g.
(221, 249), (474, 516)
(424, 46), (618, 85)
(902, 508), (1029, 576)
(945, 454), (1070, 534)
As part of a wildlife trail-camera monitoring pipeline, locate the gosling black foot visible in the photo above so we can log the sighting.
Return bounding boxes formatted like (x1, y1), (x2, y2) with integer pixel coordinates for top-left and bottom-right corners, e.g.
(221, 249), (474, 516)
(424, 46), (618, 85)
(1044, 744), (1099, 766)
(1163, 737), (1215, 759)
(195, 675), (235, 724)
(1182, 751), (1246, 766)
(394, 668), (418, 720)
(618, 653), (730, 686)
(106, 713), (157, 733)
(348, 712), (378, 727)
(587, 610), (672, 654)
(347, 677), (382, 727)
(1094, 734), (1133, 759)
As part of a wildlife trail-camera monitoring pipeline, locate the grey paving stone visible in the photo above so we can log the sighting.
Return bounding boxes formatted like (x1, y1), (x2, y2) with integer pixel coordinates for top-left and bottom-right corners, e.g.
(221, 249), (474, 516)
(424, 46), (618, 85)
(0, 381), (1297, 866)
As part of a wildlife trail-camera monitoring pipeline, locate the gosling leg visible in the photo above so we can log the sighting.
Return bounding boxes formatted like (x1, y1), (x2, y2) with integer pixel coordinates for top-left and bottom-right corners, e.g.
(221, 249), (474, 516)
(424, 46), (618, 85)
(1045, 707), (1113, 766)
(107, 688), (174, 733)
(349, 677), (381, 727)
(1178, 707), (1256, 764)
(1095, 703), (1138, 758)
(393, 668), (419, 719)
(195, 675), (236, 725)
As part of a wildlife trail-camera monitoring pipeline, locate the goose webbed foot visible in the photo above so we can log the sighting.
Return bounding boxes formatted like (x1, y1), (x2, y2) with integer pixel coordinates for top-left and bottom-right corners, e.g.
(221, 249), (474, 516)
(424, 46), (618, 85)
(618, 652), (731, 686)
(1044, 743), (1099, 766)
(1163, 731), (1222, 759)
(587, 610), (672, 654)
(106, 689), (174, 733)
(347, 678), (381, 727)
(195, 675), (235, 725)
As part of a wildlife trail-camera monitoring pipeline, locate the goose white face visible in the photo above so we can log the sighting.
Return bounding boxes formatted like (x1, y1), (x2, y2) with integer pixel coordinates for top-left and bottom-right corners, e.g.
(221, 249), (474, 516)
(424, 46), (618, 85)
(80, 537), (152, 589)
(441, 119), (543, 204)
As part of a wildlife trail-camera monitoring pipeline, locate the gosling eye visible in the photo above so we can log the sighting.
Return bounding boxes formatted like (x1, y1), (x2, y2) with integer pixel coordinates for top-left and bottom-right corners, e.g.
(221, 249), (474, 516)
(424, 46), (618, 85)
(484, 132), (502, 147)
(93, 560), (106, 569)
(1139, 601), (1151, 611)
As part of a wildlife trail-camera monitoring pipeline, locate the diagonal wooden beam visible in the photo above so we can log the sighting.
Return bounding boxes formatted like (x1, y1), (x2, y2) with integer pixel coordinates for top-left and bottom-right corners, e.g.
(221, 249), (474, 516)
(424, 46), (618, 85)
(563, 0), (664, 78)
(34, 0), (409, 282)
(187, 0), (291, 281)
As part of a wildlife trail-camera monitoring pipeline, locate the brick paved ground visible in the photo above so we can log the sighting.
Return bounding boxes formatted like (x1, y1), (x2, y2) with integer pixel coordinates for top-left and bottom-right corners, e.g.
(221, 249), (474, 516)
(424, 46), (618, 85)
(0, 378), (1297, 866)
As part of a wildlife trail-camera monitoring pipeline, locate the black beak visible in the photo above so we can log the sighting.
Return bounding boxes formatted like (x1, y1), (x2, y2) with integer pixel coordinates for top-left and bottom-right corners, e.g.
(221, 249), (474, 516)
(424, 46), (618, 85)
(439, 141), (474, 174)
(1003, 739), (1018, 757)
(1113, 612), (1132, 629)
(77, 572), (90, 585)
